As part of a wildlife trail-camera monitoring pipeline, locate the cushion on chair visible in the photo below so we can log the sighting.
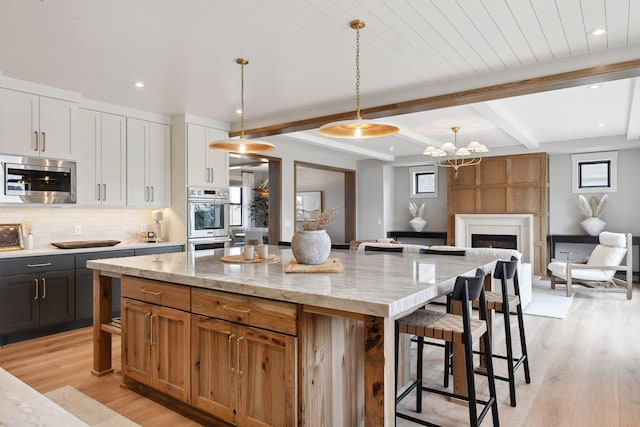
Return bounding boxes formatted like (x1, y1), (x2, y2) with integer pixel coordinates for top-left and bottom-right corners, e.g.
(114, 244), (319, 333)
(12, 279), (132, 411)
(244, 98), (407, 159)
(599, 231), (626, 248)
(548, 261), (614, 281)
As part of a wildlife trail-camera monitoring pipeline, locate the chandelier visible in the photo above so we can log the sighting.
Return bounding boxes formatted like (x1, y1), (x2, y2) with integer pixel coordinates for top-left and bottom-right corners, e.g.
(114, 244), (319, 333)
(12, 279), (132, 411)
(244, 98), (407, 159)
(318, 20), (399, 139)
(422, 127), (488, 178)
(209, 58), (275, 154)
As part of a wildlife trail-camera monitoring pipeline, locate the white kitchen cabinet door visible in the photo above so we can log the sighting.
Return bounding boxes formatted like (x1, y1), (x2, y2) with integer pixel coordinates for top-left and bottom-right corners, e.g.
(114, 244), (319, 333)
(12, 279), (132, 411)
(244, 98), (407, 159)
(0, 88), (75, 159)
(148, 122), (170, 207)
(99, 113), (127, 206)
(38, 96), (76, 159)
(127, 118), (171, 207)
(0, 88), (39, 156)
(187, 123), (229, 188)
(77, 110), (127, 206)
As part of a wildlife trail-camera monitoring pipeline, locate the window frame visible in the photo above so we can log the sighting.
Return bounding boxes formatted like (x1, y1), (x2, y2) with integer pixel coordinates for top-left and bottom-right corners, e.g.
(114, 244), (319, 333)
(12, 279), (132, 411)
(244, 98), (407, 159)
(571, 151), (618, 193)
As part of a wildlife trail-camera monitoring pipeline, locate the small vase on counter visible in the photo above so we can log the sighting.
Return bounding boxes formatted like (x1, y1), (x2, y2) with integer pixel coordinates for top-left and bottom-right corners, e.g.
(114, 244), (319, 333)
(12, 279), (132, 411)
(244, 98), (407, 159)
(26, 233), (34, 250)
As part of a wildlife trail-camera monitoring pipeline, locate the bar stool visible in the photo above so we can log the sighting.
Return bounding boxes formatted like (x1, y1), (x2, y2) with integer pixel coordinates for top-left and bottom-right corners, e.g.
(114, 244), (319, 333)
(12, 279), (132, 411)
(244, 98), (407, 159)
(395, 269), (500, 427)
(445, 257), (531, 407)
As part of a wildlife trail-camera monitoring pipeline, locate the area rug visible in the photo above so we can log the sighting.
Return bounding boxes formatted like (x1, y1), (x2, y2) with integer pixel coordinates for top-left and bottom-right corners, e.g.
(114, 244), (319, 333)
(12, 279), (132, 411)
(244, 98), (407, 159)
(45, 386), (140, 427)
(523, 279), (574, 319)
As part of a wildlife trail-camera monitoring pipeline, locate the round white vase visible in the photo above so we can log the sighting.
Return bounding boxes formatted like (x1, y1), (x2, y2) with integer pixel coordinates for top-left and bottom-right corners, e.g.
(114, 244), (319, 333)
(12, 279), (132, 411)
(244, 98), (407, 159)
(580, 217), (606, 236)
(291, 230), (331, 265)
(409, 217), (427, 232)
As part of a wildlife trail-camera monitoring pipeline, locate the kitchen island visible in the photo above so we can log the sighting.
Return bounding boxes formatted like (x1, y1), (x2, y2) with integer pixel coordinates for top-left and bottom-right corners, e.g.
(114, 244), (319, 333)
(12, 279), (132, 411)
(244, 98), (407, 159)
(88, 246), (498, 426)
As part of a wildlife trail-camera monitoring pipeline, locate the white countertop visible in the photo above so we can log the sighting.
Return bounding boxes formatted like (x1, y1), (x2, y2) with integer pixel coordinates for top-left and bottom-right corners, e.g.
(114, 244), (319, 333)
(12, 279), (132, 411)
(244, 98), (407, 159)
(0, 368), (88, 427)
(0, 241), (184, 259)
(87, 246), (498, 319)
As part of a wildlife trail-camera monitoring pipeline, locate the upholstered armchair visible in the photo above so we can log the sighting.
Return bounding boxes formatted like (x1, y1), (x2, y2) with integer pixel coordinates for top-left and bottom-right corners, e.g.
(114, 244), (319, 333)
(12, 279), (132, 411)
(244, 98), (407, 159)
(548, 232), (633, 299)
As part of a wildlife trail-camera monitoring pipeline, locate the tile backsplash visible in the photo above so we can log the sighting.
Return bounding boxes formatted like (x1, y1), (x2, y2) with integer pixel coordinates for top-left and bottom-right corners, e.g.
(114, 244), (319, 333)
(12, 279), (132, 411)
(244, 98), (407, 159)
(0, 207), (174, 249)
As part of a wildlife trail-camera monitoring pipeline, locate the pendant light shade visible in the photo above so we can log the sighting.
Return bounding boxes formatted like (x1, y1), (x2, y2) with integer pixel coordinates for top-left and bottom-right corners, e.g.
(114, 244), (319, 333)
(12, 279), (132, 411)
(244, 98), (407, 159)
(209, 58), (275, 154)
(318, 20), (399, 139)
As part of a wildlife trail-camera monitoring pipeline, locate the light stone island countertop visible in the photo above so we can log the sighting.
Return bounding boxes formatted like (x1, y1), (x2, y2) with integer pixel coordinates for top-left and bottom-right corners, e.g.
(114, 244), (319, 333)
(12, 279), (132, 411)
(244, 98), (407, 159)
(0, 241), (184, 259)
(0, 367), (88, 427)
(87, 246), (498, 319)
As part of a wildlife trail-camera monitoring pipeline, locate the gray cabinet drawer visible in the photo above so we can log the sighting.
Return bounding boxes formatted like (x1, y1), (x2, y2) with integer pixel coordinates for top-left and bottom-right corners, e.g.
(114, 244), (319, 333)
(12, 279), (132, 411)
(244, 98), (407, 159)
(0, 255), (75, 276)
(133, 245), (183, 256)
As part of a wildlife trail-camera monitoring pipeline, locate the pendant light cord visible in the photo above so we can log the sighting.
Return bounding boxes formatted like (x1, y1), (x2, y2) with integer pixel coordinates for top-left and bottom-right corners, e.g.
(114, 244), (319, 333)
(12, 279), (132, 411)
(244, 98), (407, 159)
(240, 60), (245, 139)
(355, 24), (361, 120)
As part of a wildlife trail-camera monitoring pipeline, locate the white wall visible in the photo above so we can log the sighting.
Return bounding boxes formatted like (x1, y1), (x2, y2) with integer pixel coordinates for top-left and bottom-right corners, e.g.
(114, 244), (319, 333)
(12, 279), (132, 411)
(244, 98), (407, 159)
(356, 159), (386, 239)
(296, 167), (345, 243)
(549, 149), (640, 236)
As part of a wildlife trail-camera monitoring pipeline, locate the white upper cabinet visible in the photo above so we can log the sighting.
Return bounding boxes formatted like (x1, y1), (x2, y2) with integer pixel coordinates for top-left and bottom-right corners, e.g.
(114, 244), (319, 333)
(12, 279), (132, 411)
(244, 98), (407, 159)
(0, 88), (76, 159)
(76, 109), (127, 206)
(127, 118), (170, 207)
(187, 123), (228, 188)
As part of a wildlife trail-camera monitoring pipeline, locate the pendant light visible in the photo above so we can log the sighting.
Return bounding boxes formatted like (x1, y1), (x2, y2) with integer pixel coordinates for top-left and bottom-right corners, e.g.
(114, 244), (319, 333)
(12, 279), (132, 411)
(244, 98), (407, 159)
(318, 20), (399, 139)
(209, 58), (275, 153)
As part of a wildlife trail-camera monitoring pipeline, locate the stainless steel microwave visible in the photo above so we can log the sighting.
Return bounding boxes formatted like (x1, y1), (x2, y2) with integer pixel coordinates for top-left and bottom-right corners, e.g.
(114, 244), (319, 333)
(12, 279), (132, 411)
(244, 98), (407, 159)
(0, 154), (76, 204)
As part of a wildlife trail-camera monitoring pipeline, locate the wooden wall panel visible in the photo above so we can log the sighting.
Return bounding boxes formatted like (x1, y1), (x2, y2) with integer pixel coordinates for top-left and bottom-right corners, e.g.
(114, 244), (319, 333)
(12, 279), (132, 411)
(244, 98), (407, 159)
(447, 153), (549, 276)
(479, 157), (508, 184)
(478, 188), (507, 212)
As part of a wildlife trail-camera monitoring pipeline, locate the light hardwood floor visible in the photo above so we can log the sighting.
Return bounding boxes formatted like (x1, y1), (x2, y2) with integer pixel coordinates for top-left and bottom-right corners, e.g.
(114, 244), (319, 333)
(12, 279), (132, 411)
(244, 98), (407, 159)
(1, 283), (639, 426)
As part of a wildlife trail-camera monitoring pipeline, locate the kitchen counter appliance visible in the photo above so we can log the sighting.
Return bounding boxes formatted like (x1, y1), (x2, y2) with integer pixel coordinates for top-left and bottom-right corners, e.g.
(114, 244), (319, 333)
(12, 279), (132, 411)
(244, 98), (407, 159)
(187, 187), (230, 251)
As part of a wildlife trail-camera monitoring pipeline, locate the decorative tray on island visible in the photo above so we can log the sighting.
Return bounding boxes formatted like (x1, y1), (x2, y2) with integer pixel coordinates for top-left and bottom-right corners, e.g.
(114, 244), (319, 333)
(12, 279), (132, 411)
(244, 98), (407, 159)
(51, 240), (121, 249)
(220, 254), (280, 264)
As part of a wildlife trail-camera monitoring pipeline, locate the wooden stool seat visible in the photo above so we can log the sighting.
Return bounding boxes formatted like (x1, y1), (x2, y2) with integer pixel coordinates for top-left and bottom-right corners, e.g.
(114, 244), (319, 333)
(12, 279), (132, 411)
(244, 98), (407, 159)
(398, 309), (487, 344)
(474, 291), (520, 313)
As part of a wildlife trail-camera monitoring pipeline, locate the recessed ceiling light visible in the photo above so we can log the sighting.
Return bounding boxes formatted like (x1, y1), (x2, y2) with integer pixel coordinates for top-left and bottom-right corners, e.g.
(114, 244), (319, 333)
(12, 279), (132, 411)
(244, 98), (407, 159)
(588, 84), (601, 89)
(389, 146), (394, 151)
(134, 81), (144, 88)
(597, 123), (606, 128)
(589, 28), (607, 36)
(235, 109), (242, 114)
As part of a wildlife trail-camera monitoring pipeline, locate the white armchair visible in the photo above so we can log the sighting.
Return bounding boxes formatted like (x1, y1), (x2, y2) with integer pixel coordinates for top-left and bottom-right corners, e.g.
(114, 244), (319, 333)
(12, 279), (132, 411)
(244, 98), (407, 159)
(548, 232), (633, 299)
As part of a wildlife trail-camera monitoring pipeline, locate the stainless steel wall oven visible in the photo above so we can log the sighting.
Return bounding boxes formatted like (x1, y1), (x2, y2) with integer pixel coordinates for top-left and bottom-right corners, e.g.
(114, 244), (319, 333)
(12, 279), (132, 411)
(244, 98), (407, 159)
(187, 187), (230, 250)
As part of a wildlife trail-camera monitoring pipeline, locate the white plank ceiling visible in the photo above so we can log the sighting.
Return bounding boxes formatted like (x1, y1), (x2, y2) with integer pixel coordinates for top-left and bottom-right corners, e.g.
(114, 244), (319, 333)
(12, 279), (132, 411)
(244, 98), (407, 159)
(1, 0), (639, 160)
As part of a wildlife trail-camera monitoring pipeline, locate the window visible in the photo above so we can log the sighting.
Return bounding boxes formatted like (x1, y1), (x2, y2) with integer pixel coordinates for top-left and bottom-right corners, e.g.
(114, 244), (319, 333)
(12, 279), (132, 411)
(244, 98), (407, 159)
(409, 165), (438, 198)
(228, 186), (243, 226)
(571, 151), (617, 193)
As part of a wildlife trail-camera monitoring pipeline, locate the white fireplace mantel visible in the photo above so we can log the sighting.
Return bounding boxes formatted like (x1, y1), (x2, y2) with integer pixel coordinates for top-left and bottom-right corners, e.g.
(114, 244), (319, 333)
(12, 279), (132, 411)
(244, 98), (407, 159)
(455, 214), (534, 264)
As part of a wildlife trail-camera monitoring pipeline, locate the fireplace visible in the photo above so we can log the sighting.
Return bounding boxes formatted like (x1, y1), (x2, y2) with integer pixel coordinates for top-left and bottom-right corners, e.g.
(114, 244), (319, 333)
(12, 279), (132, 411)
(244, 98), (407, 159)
(455, 214), (533, 264)
(472, 234), (517, 250)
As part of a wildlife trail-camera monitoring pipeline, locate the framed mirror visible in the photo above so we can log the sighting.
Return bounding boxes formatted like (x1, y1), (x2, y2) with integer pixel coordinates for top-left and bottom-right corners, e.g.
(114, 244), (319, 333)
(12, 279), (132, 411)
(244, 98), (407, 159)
(296, 191), (322, 221)
(571, 151), (617, 193)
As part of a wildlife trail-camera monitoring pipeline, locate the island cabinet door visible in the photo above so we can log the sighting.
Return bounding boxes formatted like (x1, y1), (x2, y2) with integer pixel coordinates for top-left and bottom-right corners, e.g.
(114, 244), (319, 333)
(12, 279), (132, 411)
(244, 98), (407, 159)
(239, 326), (297, 427)
(122, 298), (153, 386)
(191, 315), (239, 425)
(152, 305), (190, 402)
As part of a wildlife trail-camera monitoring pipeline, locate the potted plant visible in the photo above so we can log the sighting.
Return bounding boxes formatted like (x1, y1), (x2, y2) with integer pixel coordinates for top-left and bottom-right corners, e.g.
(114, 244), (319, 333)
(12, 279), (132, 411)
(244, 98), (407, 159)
(291, 208), (337, 265)
(578, 194), (607, 236)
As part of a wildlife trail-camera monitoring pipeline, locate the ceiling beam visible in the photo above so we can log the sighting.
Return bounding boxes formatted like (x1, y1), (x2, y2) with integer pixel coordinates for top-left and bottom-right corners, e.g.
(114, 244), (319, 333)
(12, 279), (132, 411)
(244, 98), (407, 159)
(627, 77), (640, 140)
(470, 102), (538, 149)
(282, 133), (395, 161)
(231, 59), (640, 138)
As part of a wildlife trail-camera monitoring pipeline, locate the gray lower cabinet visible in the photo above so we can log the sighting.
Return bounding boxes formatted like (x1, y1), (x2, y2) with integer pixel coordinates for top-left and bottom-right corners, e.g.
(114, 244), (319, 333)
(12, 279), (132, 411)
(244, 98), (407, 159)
(1, 245), (183, 343)
(0, 255), (75, 335)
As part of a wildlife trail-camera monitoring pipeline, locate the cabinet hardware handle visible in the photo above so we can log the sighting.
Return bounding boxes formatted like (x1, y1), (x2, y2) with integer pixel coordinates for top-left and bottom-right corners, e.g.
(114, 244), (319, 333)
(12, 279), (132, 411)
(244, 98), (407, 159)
(97, 183), (101, 201)
(102, 184), (106, 201)
(228, 334), (236, 373)
(150, 314), (156, 345)
(145, 186), (149, 202)
(33, 279), (38, 300)
(34, 131), (39, 151)
(222, 305), (251, 314)
(150, 186), (154, 202)
(237, 336), (244, 375)
(141, 288), (162, 296)
(27, 262), (52, 268)
(210, 168), (214, 183)
(144, 312), (151, 344)
(41, 132), (46, 151)
(205, 168), (210, 182)
(41, 278), (46, 299)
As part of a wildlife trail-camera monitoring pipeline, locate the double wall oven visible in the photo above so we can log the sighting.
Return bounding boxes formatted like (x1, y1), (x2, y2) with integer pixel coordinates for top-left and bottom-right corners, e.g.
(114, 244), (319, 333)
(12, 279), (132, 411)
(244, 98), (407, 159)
(187, 187), (231, 251)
